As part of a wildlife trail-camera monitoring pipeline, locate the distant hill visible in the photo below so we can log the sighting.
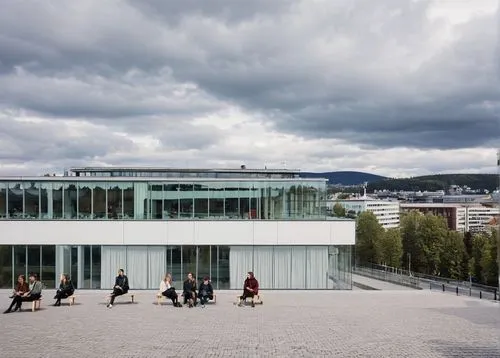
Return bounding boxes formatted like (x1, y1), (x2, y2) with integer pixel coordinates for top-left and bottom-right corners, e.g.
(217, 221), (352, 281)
(367, 174), (498, 192)
(300, 171), (388, 185)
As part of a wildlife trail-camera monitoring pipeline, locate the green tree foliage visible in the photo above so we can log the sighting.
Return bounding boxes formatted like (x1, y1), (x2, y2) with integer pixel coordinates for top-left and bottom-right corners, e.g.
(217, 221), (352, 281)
(377, 228), (403, 268)
(416, 214), (448, 275)
(401, 211), (423, 272)
(355, 211), (384, 265)
(332, 202), (346, 217)
(367, 174), (497, 192)
(439, 231), (465, 279)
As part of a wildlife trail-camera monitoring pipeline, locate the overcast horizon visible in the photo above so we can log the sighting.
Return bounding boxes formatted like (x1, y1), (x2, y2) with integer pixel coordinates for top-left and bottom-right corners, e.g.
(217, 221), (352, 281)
(1, 0), (499, 178)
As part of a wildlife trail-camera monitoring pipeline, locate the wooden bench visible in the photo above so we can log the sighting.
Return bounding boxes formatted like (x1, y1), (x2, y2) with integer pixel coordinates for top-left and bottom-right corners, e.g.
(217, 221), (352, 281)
(180, 293), (217, 305)
(31, 298), (42, 312)
(105, 292), (135, 304)
(235, 294), (263, 305)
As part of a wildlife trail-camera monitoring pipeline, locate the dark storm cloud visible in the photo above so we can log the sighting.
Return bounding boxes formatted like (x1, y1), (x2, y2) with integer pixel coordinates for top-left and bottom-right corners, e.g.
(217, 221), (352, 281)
(0, 0), (498, 154)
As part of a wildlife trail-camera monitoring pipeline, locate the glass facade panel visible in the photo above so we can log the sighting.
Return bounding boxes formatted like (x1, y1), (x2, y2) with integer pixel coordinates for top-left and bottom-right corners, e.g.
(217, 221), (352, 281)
(1, 244), (351, 290)
(8, 182), (23, 218)
(149, 183), (162, 219)
(41, 245), (56, 289)
(107, 183), (122, 219)
(0, 179), (329, 220)
(78, 183), (92, 219)
(24, 182), (39, 219)
(0, 182), (6, 218)
(27, 245), (40, 280)
(163, 183), (179, 219)
(53, 183), (63, 219)
(91, 245), (101, 289)
(169, 246), (182, 285)
(179, 183), (193, 219)
(218, 245), (230, 289)
(123, 183), (134, 219)
(64, 183), (77, 219)
(197, 246), (210, 281)
(0, 245), (12, 288)
(93, 183), (106, 219)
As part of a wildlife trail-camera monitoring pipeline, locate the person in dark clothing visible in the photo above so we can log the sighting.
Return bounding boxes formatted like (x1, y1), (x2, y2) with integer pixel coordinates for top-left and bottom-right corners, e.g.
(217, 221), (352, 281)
(182, 272), (197, 308)
(107, 269), (129, 308)
(160, 273), (182, 307)
(198, 276), (214, 307)
(238, 272), (259, 307)
(4, 274), (29, 314)
(5, 273), (43, 313)
(53, 273), (75, 306)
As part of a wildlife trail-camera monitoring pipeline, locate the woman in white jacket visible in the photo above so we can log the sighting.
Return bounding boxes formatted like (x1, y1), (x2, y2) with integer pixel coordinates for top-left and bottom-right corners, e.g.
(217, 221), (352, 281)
(160, 273), (182, 307)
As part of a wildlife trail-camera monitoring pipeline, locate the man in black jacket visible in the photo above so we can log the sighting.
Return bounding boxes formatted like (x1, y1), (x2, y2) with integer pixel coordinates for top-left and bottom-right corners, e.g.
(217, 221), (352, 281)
(107, 269), (129, 308)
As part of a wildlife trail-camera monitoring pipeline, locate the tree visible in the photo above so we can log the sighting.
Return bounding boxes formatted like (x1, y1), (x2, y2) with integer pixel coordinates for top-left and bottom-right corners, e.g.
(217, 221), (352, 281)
(416, 213), (448, 275)
(439, 231), (465, 279)
(377, 228), (403, 267)
(400, 210), (423, 272)
(355, 211), (384, 265)
(332, 202), (346, 217)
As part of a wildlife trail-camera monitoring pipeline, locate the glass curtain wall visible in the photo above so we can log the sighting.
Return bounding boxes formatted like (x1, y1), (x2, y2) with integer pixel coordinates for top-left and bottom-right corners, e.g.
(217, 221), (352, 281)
(0, 180), (327, 220)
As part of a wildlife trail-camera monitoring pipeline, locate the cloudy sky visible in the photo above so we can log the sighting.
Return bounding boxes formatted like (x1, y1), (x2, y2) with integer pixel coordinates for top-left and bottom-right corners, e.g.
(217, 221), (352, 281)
(0, 0), (499, 178)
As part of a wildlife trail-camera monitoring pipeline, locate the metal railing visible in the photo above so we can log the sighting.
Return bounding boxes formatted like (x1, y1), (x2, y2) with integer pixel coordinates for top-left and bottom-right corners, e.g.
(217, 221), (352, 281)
(353, 265), (422, 289)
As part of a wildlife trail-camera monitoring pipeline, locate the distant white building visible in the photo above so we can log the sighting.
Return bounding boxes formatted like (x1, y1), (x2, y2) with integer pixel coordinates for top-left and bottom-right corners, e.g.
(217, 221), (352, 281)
(329, 197), (400, 229)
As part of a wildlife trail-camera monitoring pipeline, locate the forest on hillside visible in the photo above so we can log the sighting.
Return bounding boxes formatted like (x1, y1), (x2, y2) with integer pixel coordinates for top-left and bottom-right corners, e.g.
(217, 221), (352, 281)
(367, 174), (498, 192)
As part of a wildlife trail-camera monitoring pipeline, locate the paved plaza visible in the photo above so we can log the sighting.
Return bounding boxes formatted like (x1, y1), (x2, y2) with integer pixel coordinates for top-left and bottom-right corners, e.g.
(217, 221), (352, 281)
(1, 288), (499, 357)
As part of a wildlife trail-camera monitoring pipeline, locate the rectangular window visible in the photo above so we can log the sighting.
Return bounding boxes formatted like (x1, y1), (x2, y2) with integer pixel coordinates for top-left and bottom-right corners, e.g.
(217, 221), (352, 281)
(0, 245), (13, 288)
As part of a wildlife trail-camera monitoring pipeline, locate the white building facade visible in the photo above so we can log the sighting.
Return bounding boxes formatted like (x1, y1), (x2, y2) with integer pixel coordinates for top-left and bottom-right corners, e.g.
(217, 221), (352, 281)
(331, 198), (400, 229)
(0, 167), (355, 290)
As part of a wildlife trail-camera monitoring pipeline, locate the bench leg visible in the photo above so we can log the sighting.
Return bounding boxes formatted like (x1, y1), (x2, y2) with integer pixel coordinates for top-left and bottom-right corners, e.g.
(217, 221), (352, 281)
(131, 295), (134, 303)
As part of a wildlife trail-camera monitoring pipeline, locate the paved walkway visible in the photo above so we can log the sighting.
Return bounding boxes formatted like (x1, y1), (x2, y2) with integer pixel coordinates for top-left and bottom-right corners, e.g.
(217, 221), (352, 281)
(352, 273), (416, 290)
(1, 289), (499, 357)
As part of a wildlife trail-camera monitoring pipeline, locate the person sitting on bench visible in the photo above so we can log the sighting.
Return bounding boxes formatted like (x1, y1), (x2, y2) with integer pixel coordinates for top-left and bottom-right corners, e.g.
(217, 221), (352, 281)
(198, 276), (214, 307)
(182, 272), (197, 308)
(107, 269), (129, 308)
(3, 274), (29, 314)
(53, 273), (74, 306)
(238, 272), (259, 307)
(160, 273), (182, 307)
(7, 273), (43, 312)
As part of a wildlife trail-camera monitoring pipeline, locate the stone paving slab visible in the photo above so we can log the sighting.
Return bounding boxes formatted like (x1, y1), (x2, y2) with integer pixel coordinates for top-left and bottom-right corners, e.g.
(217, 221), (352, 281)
(1, 289), (499, 357)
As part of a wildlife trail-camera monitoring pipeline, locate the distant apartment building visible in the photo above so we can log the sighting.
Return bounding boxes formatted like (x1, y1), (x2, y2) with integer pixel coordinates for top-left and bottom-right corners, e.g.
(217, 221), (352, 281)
(329, 197), (400, 229)
(400, 203), (499, 233)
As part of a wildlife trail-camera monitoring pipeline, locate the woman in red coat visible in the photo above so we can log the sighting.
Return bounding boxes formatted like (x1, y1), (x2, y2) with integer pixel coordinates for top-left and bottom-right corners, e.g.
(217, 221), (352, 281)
(238, 272), (259, 307)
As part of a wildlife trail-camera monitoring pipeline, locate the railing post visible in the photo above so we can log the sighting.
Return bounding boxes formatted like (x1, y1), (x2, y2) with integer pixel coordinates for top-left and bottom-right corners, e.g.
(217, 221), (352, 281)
(469, 288), (471, 296)
(480, 291), (482, 299)
(442, 283), (445, 292)
(495, 290), (497, 301)
(456, 287), (458, 296)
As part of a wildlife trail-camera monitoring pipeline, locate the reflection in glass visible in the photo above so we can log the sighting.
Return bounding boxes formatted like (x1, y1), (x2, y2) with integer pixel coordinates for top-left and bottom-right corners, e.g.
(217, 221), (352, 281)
(193, 183), (208, 218)
(182, 246), (197, 280)
(224, 182), (240, 219)
(27, 245), (40, 279)
(107, 184), (122, 219)
(14, 246), (26, 278)
(210, 246), (218, 289)
(123, 183), (134, 219)
(40, 183), (49, 219)
(218, 246), (230, 289)
(84, 246), (91, 288)
(41, 245), (56, 289)
(208, 183), (224, 217)
(7, 182), (23, 219)
(91, 245), (101, 289)
(92, 183), (106, 219)
(0, 245), (13, 288)
(169, 246), (182, 285)
(197, 246), (210, 282)
(149, 184), (162, 219)
(78, 183), (92, 219)
(24, 182), (39, 218)
(63, 183), (77, 219)
(179, 183), (193, 219)
(0, 182), (6, 217)
(163, 183), (179, 219)
(52, 183), (63, 219)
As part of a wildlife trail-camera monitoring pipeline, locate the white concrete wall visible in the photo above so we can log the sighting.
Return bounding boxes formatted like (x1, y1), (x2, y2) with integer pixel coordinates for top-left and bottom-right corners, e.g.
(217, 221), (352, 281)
(0, 220), (355, 246)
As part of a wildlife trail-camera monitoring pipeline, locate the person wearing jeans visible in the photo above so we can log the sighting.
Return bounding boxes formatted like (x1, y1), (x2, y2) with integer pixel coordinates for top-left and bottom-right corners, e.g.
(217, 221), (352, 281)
(198, 276), (214, 307)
